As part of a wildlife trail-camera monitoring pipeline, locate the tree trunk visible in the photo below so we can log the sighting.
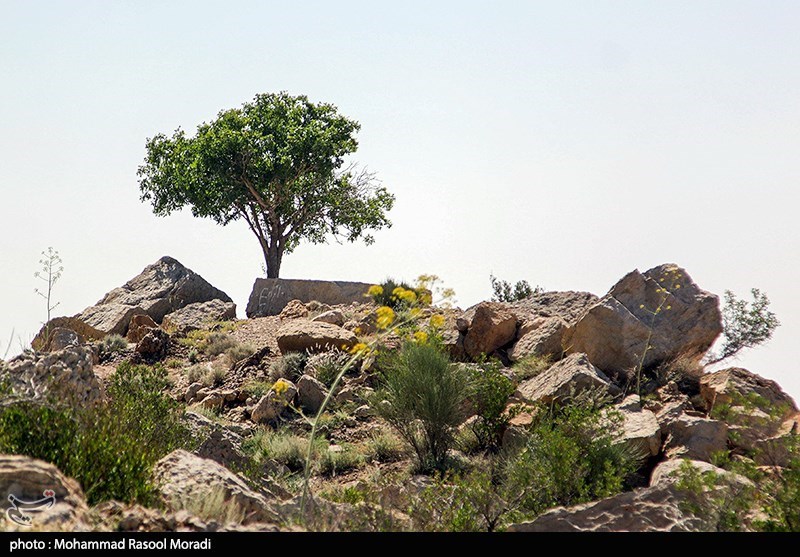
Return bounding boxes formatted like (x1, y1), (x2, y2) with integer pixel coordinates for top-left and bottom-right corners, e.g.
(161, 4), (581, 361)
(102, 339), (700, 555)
(263, 242), (283, 278)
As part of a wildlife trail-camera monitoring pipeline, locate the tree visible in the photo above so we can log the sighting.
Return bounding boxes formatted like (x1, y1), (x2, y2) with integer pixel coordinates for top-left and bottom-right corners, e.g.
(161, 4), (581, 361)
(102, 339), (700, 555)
(137, 92), (395, 278)
(706, 288), (780, 364)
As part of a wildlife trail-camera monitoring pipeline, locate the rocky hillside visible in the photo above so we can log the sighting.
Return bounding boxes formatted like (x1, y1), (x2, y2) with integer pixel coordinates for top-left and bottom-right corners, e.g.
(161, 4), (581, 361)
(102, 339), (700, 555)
(0, 258), (797, 532)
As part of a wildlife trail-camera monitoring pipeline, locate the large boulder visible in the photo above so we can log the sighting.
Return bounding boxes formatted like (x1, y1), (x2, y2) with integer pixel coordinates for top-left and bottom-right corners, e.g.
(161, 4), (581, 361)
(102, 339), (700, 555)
(31, 316), (105, 352)
(135, 328), (170, 360)
(251, 380), (298, 423)
(126, 314), (159, 343)
(650, 459), (752, 489)
(297, 374), (328, 413)
(162, 299), (237, 335)
(507, 485), (706, 532)
(276, 321), (357, 354)
(0, 455), (88, 530)
(152, 450), (279, 525)
(1, 346), (103, 408)
(563, 264), (722, 382)
(516, 353), (621, 405)
(461, 302), (517, 358)
(509, 317), (568, 362)
(609, 395), (662, 457)
(79, 256), (232, 336)
(700, 368), (798, 460)
(184, 412), (250, 471)
(247, 278), (371, 318)
(662, 413), (728, 462)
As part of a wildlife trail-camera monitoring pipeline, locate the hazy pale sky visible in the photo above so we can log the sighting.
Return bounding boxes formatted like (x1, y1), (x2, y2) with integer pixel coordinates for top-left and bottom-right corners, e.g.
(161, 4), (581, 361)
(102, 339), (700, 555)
(1, 1), (798, 400)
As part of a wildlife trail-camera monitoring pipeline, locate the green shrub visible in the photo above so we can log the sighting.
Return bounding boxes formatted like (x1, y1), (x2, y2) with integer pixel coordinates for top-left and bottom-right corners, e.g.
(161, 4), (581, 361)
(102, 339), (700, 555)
(467, 363), (516, 451)
(245, 429), (323, 472)
(489, 274), (541, 303)
(373, 342), (467, 472)
(306, 350), (350, 387)
(0, 362), (189, 505)
(318, 445), (364, 477)
(168, 485), (246, 526)
(204, 332), (238, 357)
(185, 364), (205, 384)
(363, 430), (406, 463)
(242, 379), (274, 400)
(203, 363), (227, 387)
(268, 352), (308, 381)
(98, 334), (128, 356)
(187, 348), (199, 364)
(369, 278), (418, 310)
(165, 358), (183, 369)
(512, 354), (552, 382)
(226, 343), (256, 366)
(503, 401), (641, 516)
(707, 288), (780, 364)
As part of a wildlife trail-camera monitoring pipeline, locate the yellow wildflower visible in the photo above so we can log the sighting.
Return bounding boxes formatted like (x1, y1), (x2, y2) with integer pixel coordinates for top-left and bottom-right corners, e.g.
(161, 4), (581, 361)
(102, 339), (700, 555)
(272, 379), (289, 396)
(392, 287), (417, 304)
(367, 285), (384, 298)
(350, 342), (369, 355)
(376, 306), (395, 329)
(410, 308), (422, 318)
(430, 314), (446, 329)
(413, 331), (429, 344)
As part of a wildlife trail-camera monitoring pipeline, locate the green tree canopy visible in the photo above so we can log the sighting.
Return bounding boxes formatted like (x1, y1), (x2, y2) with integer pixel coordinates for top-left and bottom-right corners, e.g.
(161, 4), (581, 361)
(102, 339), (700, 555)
(137, 92), (395, 277)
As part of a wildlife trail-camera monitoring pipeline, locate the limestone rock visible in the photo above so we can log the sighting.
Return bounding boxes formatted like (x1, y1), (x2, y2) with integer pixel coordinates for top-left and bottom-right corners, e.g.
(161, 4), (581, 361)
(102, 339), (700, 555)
(2, 346), (103, 408)
(312, 309), (346, 327)
(31, 316), (105, 352)
(162, 299), (236, 335)
(279, 299), (309, 320)
(650, 459), (752, 489)
(126, 314), (159, 343)
(508, 290), (599, 324)
(184, 411), (249, 471)
(0, 455), (88, 531)
(297, 374), (328, 413)
(276, 321), (357, 354)
(516, 353), (620, 405)
(251, 380), (298, 423)
(507, 485), (706, 532)
(610, 395), (662, 457)
(135, 328), (170, 360)
(509, 316), (568, 362)
(662, 413), (727, 462)
(152, 450), (278, 524)
(247, 278), (371, 318)
(563, 264), (722, 381)
(462, 302), (517, 358)
(43, 327), (80, 352)
(79, 256), (232, 336)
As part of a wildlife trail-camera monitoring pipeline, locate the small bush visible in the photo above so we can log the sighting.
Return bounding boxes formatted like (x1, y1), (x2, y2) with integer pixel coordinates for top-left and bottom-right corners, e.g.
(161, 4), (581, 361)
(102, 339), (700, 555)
(98, 334), (128, 357)
(168, 485), (246, 526)
(467, 363), (516, 451)
(490, 274), (541, 303)
(503, 401), (641, 516)
(187, 348), (199, 364)
(512, 354), (552, 382)
(165, 358), (183, 369)
(364, 430), (407, 463)
(0, 362), (190, 505)
(205, 332), (238, 357)
(707, 288), (780, 364)
(306, 350), (350, 387)
(185, 364), (205, 384)
(368, 278), (419, 310)
(178, 329), (210, 350)
(226, 343), (256, 366)
(246, 429), (324, 472)
(203, 363), (227, 387)
(242, 379), (274, 400)
(373, 342), (467, 472)
(318, 445), (364, 477)
(268, 352), (307, 381)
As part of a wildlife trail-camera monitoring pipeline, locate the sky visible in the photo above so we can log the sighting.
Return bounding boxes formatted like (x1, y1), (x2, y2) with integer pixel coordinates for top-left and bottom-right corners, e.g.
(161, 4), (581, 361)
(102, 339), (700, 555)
(1, 1), (798, 400)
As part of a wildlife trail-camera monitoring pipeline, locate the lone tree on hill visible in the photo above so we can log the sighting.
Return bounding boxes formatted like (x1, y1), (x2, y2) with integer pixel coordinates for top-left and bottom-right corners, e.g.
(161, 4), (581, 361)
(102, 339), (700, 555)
(137, 92), (395, 278)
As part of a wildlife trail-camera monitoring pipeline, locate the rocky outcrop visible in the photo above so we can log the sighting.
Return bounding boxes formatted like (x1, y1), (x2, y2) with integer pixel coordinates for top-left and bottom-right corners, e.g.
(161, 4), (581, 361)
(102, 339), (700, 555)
(31, 316), (106, 351)
(700, 368), (798, 462)
(662, 413), (727, 462)
(563, 264), (722, 382)
(152, 450), (279, 525)
(247, 278), (371, 318)
(276, 321), (357, 354)
(279, 300), (309, 320)
(312, 309), (346, 327)
(297, 374), (328, 413)
(79, 256), (232, 336)
(610, 395), (662, 457)
(509, 317), (567, 362)
(461, 302), (517, 358)
(517, 353), (620, 405)
(135, 328), (170, 360)
(251, 380), (298, 423)
(2, 346), (103, 408)
(649, 459), (752, 489)
(507, 485), (706, 532)
(162, 299), (237, 335)
(126, 314), (159, 343)
(184, 411), (249, 471)
(0, 455), (88, 530)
